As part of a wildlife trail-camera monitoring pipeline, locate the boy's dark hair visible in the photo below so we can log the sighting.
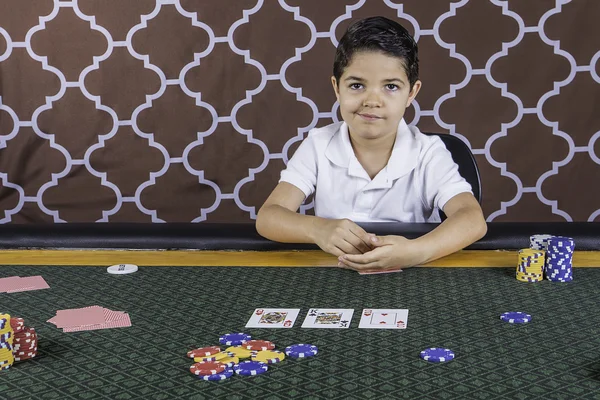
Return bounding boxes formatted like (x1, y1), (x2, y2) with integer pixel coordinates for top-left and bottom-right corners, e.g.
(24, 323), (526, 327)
(333, 16), (419, 89)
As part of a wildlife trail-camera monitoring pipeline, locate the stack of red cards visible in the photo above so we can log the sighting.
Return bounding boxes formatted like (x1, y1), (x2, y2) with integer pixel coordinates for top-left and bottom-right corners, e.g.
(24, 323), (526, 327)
(47, 306), (131, 332)
(11, 317), (38, 362)
(0, 276), (50, 293)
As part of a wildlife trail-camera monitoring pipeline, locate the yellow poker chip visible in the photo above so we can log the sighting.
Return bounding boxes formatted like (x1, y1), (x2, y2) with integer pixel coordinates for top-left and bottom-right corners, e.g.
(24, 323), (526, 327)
(251, 350), (285, 364)
(218, 355), (240, 367)
(194, 351), (228, 363)
(225, 346), (254, 359)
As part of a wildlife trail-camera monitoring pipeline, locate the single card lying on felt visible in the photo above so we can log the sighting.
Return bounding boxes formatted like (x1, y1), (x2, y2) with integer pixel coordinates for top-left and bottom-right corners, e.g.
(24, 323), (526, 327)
(301, 308), (354, 328)
(245, 308), (300, 328)
(47, 306), (131, 332)
(0, 275), (50, 293)
(358, 309), (409, 329)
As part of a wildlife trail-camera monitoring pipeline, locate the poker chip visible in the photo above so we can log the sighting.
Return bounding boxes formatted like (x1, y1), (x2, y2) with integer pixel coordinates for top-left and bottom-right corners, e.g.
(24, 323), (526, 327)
(225, 346), (254, 359)
(218, 355), (239, 367)
(500, 311), (532, 324)
(187, 346), (221, 359)
(284, 344), (318, 358)
(219, 332), (251, 346)
(233, 360), (269, 376)
(0, 318), (7, 330)
(251, 350), (285, 364)
(244, 340), (275, 351)
(420, 348), (455, 363)
(107, 264), (138, 275)
(190, 361), (227, 376)
(194, 351), (229, 363)
(198, 367), (234, 381)
(9, 318), (24, 333)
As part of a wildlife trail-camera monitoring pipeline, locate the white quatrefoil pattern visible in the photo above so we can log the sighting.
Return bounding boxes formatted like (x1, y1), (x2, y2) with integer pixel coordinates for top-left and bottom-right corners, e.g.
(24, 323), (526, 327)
(0, 0), (598, 223)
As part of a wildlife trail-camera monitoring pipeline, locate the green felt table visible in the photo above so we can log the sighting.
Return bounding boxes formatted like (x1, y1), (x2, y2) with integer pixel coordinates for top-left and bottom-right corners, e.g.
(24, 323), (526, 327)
(1, 264), (600, 400)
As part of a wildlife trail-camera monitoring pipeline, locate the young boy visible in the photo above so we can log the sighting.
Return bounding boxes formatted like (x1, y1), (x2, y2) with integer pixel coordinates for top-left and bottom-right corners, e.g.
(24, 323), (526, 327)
(256, 16), (487, 272)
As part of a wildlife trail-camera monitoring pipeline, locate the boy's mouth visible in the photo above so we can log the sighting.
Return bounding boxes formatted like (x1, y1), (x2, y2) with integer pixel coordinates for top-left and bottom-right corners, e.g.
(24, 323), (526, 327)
(357, 113), (382, 121)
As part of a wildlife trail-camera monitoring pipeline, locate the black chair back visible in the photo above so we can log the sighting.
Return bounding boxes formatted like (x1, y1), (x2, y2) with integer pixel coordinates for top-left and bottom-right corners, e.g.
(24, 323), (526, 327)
(423, 133), (482, 219)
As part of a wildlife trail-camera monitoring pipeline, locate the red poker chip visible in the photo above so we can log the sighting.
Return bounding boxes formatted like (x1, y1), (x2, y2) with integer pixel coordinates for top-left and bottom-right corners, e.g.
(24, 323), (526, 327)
(15, 349), (37, 356)
(9, 318), (25, 333)
(189, 361), (227, 376)
(14, 336), (37, 343)
(187, 346), (221, 359)
(243, 340), (275, 351)
(14, 328), (36, 338)
(14, 344), (37, 352)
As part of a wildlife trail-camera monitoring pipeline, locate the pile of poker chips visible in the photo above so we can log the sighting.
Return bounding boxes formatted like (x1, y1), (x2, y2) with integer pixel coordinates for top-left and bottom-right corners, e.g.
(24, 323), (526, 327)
(186, 332), (318, 381)
(516, 249), (545, 282)
(529, 234), (575, 282)
(545, 236), (574, 282)
(0, 314), (14, 371)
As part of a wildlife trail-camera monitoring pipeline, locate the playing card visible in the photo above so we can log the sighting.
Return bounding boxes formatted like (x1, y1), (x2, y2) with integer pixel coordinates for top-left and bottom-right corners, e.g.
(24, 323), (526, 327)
(358, 268), (403, 275)
(0, 276), (50, 293)
(245, 308), (300, 329)
(6, 276), (50, 293)
(62, 312), (131, 332)
(54, 306), (106, 328)
(358, 309), (409, 329)
(301, 308), (354, 328)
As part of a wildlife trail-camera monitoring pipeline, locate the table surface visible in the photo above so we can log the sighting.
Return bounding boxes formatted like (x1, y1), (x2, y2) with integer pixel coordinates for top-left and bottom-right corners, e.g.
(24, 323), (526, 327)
(1, 264), (600, 400)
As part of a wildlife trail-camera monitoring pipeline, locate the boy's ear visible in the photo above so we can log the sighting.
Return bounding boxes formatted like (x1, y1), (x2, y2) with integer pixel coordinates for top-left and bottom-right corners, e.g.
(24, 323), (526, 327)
(331, 76), (340, 101)
(406, 80), (422, 107)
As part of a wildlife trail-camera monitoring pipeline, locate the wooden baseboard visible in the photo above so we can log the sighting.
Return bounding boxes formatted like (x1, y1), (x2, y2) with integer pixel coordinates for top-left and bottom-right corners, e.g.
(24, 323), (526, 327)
(0, 249), (598, 267)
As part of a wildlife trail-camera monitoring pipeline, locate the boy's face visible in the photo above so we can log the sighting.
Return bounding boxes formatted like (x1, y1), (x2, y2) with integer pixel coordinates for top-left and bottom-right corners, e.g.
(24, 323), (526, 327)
(331, 51), (421, 143)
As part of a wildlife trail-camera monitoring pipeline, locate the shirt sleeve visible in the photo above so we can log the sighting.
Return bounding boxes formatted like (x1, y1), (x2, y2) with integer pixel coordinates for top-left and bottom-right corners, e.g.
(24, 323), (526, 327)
(420, 136), (473, 212)
(279, 135), (318, 198)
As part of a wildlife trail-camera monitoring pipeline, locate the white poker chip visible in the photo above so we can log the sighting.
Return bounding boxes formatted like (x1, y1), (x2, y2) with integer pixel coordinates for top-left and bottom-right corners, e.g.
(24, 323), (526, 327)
(107, 264), (138, 275)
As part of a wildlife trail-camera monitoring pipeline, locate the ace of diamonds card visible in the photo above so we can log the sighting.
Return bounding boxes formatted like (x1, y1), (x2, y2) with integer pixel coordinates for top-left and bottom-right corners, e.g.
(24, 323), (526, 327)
(358, 309), (409, 329)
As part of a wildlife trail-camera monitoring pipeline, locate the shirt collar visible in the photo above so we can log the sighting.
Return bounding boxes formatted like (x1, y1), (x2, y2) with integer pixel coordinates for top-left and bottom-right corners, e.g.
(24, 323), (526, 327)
(325, 119), (420, 187)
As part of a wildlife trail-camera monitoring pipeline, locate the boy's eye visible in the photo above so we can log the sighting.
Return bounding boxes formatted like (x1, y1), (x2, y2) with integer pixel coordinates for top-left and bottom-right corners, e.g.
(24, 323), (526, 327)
(349, 83), (363, 90)
(386, 84), (399, 91)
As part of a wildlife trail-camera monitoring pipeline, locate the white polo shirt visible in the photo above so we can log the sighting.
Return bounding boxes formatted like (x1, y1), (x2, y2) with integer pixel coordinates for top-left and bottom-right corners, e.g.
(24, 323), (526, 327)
(279, 120), (472, 223)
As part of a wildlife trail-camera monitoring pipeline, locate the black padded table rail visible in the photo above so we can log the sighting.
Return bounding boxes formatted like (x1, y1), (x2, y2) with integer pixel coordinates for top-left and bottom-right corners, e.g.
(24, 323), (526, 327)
(0, 222), (598, 250)
(1, 265), (600, 400)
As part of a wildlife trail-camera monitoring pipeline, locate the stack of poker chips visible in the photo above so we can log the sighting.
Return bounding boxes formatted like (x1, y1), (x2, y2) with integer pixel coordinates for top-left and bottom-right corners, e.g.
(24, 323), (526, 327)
(545, 236), (574, 282)
(187, 332), (318, 381)
(516, 249), (545, 282)
(0, 314), (14, 371)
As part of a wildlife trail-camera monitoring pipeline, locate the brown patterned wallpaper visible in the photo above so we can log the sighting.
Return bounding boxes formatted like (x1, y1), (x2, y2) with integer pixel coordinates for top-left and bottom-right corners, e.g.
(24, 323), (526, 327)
(0, 0), (598, 224)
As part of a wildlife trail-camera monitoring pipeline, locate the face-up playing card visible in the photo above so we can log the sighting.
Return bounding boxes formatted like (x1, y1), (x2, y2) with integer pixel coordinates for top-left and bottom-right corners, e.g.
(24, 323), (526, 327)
(301, 308), (354, 328)
(245, 308), (300, 329)
(358, 309), (409, 329)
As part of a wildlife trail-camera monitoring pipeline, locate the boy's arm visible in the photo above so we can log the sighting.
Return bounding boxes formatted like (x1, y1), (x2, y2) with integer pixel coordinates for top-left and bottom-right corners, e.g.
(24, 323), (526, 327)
(256, 182), (374, 255)
(412, 192), (487, 264)
(256, 182), (319, 244)
(338, 192), (487, 270)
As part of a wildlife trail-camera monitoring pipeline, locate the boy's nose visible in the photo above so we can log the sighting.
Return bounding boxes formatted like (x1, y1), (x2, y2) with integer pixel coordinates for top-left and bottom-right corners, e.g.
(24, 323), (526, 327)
(363, 92), (382, 107)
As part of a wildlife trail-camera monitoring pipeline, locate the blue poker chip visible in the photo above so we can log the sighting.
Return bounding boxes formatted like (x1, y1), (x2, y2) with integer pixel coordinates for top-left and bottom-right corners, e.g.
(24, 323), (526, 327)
(500, 311), (532, 324)
(233, 361), (268, 376)
(420, 348), (455, 363)
(284, 344), (318, 358)
(198, 367), (234, 381)
(219, 332), (251, 346)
